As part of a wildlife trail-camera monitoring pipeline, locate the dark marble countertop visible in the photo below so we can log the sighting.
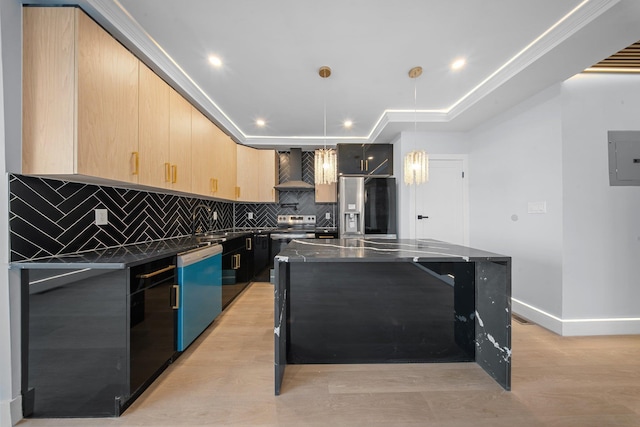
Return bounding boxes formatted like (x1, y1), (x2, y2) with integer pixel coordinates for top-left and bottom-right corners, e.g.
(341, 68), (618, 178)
(10, 236), (210, 269)
(275, 238), (510, 263)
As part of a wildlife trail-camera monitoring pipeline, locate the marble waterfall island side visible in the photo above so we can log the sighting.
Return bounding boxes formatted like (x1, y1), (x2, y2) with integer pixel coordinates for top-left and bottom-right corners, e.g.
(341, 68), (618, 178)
(273, 238), (511, 395)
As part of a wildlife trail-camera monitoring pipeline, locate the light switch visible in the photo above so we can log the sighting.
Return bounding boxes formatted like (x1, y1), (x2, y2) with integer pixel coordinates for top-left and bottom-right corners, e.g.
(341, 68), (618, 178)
(325, 212), (331, 220)
(527, 201), (547, 214)
(95, 209), (108, 225)
(248, 212), (254, 220)
(213, 211), (218, 221)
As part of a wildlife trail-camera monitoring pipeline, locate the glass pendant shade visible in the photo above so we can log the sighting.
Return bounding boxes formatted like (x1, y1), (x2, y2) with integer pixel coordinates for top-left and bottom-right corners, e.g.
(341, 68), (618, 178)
(314, 148), (337, 185)
(403, 149), (428, 185)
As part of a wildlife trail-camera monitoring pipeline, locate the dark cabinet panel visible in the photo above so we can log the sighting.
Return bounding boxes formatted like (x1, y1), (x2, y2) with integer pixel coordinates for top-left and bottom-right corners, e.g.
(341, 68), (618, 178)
(221, 235), (253, 308)
(337, 143), (393, 176)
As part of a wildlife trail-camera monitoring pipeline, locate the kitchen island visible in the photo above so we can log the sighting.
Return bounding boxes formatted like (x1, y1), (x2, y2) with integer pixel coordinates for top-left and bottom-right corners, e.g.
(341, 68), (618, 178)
(274, 238), (511, 394)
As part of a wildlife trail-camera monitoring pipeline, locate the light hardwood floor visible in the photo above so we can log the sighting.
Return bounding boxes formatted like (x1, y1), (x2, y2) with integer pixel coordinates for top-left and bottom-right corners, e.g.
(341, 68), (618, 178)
(17, 282), (640, 427)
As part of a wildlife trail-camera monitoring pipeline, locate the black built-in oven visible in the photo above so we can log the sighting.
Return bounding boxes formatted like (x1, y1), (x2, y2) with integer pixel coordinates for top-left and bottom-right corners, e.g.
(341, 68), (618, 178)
(129, 256), (178, 400)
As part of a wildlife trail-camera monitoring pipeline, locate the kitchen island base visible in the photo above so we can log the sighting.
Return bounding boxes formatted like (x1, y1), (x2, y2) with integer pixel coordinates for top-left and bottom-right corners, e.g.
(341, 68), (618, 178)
(274, 238), (511, 395)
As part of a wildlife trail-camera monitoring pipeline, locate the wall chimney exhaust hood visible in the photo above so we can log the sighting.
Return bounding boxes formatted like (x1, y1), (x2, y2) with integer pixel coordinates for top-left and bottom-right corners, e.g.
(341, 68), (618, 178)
(274, 148), (315, 190)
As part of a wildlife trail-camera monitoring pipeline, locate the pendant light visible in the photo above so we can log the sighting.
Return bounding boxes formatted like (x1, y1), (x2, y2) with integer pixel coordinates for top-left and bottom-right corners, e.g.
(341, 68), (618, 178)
(314, 66), (337, 185)
(403, 66), (429, 185)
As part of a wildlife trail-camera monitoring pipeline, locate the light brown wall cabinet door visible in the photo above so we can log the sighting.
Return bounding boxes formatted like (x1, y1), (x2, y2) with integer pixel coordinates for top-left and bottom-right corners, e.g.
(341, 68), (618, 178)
(258, 149), (278, 203)
(168, 88), (192, 193)
(23, 7), (139, 183)
(315, 183), (337, 203)
(213, 129), (238, 201)
(236, 145), (259, 202)
(138, 62), (170, 188)
(191, 107), (215, 197)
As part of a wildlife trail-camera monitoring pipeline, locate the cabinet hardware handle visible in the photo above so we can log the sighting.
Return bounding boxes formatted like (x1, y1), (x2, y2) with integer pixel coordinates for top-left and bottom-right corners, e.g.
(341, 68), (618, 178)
(136, 264), (176, 279)
(417, 215), (429, 220)
(365, 160), (369, 171)
(171, 284), (180, 309)
(164, 163), (171, 182)
(246, 237), (252, 250)
(236, 253), (241, 269)
(132, 152), (139, 175)
(210, 178), (215, 193)
(318, 235), (334, 239)
(171, 165), (177, 183)
(360, 159), (364, 170)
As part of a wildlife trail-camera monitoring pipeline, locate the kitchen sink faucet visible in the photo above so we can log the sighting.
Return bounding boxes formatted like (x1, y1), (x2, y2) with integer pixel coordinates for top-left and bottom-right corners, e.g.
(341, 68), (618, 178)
(192, 203), (212, 235)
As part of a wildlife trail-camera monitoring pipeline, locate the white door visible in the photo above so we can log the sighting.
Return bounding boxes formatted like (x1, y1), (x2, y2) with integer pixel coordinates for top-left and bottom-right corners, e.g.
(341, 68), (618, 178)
(414, 159), (466, 245)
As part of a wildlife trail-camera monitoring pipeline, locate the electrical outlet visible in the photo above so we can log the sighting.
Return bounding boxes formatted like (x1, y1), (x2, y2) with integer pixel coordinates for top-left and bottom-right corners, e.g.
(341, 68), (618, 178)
(213, 211), (218, 221)
(248, 212), (254, 220)
(95, 209), (108, 226)
(325, 212), (331, 220)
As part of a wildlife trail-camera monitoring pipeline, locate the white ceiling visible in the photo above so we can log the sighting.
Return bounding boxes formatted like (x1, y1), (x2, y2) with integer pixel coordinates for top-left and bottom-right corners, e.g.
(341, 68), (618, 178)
(24, 0), (640, 148)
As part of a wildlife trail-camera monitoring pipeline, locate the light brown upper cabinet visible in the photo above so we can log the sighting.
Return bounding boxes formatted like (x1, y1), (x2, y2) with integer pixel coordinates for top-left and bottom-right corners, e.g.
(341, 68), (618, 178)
(236, 147), (278, 203)
(315, 183), (337, 203)
(138, 62), (170, 188)
(168, 88), (192, 193)
(23, 7), (139, 183)
(191, 107), (216, 197)
(212, 129), (238, 201)
(258, 149), (279, 203)
(138, 65), (191, 192)
(236, 145), (259, 202)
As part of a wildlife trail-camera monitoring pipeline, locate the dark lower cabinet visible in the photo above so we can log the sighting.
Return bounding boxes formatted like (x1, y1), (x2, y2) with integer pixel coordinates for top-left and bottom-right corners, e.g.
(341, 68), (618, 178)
(221, 235), (253, 308)
(253, 233), (270, 281)
(23, 256), (179, 418)
(24, 269), (129, 418)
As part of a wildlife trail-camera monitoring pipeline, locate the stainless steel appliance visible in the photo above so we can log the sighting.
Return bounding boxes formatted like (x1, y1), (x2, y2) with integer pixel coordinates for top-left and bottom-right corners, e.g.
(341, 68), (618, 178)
(176, 244), (222, 351)
(270, 215), (316, 262)
(339, 176), (397, 238)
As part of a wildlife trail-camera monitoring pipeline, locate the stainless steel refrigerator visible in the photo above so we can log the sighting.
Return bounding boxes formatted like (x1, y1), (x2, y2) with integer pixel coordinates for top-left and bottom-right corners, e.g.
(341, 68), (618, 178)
(339, 176), (397, 239)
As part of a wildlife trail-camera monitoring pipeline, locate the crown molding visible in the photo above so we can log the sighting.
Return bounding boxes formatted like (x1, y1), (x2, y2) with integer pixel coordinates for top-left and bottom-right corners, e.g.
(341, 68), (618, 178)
(446, 0), (620, 121)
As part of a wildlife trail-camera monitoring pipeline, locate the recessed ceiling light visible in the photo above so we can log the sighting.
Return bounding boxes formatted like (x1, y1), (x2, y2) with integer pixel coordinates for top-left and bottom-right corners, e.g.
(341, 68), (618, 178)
(256, 119), (266, 127)
(343, 120), (353, 128)
(451, 58), (466, 71)
(208, 55), (222, 68)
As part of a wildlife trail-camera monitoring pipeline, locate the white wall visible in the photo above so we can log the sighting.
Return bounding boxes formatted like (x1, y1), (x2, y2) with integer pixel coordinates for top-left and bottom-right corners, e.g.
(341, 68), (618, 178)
(468, 85), (565, 333)
(0, 0), (23, 425)
(394, 131), (468, 239)
(561, 73), (640, 334)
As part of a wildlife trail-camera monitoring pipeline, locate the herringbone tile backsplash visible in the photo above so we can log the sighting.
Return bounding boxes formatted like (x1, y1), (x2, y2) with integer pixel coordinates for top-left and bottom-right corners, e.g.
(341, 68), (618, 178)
(9, 151), (336, 261)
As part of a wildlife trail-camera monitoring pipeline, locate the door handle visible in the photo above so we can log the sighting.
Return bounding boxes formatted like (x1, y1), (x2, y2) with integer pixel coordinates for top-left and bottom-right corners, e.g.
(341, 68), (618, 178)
(136, 265), (176, 279)
(171, 284), (180, 310)
(417, 215), (429, 220)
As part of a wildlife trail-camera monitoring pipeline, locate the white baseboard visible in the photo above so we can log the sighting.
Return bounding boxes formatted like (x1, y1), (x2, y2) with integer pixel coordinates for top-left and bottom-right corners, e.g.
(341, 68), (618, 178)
(0, 395), (22, 427)
(512, 298), (640, 336)
(512, 299), (562, 334)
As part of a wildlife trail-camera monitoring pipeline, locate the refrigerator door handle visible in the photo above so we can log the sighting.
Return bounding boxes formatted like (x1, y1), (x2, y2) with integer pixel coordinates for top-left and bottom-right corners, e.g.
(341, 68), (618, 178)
(417, 215), (429, 220)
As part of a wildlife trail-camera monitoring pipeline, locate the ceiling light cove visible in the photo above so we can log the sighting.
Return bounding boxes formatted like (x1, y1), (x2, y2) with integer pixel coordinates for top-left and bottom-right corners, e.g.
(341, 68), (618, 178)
(208, 55), (222, 68)
(451, 58), (466, 71)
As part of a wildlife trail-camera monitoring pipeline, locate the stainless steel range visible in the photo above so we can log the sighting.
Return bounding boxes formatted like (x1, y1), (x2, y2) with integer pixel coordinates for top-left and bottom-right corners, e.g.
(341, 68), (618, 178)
(270, 215), (316, 263)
